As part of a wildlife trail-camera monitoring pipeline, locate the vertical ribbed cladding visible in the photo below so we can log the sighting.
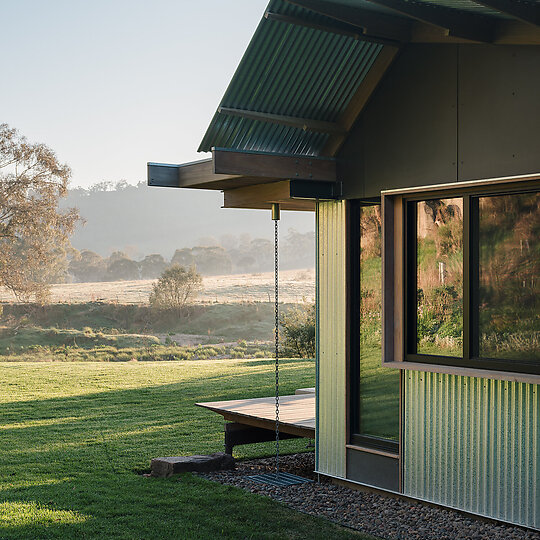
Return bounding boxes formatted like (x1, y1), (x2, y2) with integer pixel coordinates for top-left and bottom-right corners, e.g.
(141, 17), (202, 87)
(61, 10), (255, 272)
(316, 200), (347, 478)
(404, 371), (539, 529)
(198, 0), (383, 156)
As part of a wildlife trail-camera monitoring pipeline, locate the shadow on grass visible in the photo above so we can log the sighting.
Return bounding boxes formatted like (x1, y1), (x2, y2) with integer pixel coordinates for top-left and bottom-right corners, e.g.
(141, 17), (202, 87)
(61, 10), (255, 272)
(0, 362), (365, 539)
(0, 472), (368, 540)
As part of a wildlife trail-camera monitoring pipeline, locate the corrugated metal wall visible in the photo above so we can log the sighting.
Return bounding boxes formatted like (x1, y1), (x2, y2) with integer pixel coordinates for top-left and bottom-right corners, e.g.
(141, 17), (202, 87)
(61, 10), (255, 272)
(316, 200), (347, 478)
(404, 371), (540, 529)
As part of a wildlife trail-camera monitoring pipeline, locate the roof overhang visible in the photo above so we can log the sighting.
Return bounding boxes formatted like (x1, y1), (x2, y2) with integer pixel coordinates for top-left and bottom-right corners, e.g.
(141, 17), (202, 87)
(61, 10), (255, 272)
(288, 0), (540, 45)
(148, 0), (540, 211)
(147, 148), (340, 211)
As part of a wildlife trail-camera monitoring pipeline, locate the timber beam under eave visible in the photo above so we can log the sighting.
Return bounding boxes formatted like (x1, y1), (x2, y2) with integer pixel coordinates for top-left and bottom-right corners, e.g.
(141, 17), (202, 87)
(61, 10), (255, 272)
(212, 148), (336, 182)
(147, 148), (337, 192)
(223, 179), (340, 211)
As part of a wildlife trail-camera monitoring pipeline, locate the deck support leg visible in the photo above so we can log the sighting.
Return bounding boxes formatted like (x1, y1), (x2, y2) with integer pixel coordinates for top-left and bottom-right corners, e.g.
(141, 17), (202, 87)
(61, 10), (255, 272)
(224, 422), (300, 455)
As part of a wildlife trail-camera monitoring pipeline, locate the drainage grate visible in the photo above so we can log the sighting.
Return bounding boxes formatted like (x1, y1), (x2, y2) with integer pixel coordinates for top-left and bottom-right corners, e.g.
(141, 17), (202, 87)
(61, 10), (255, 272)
(248, 472), (313, 487)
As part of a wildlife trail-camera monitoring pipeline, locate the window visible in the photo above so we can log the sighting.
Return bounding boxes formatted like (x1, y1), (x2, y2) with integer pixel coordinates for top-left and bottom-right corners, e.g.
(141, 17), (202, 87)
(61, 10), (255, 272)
(415, 198), (463, 357)
(478, 192), (539, 364)
(350, 201), (399, 452)
(382, 177), (540, 378)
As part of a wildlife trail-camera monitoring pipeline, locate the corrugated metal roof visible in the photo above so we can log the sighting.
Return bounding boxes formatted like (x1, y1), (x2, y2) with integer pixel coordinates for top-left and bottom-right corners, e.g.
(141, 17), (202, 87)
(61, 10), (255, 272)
(198, 0), (530, 156)
(198, 0), (383, 156)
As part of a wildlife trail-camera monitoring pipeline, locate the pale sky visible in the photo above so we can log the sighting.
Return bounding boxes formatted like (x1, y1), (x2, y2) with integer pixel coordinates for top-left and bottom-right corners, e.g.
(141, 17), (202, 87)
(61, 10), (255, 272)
(1, 0), (268, 188)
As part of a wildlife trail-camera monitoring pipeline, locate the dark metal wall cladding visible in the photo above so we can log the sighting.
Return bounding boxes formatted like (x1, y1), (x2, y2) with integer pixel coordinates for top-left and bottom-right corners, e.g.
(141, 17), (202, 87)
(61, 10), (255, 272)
(339, 44), (540, 198)
(199, 0), (383, 155)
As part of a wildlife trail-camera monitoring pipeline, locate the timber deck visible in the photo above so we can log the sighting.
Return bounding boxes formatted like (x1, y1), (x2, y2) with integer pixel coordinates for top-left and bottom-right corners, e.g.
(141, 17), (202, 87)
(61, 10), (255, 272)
(196, 394), (315, 439)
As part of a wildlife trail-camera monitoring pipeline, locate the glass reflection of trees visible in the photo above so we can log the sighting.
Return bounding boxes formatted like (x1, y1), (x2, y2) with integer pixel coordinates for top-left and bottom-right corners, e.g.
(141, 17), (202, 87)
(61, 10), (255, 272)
(479, 192), (540, 362)
(359, 206), (399, 442)
(416, 199), (463, 357)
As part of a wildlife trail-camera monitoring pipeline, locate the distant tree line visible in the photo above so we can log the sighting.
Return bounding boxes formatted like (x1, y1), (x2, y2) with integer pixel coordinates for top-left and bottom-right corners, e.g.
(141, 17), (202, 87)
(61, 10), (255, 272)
(67, 228), (314, 283)
(63, 180), (315, 260)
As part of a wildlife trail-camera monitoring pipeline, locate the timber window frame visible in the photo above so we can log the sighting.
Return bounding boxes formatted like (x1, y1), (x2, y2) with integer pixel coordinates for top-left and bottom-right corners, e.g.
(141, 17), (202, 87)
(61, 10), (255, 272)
(381, 174), (540, 384)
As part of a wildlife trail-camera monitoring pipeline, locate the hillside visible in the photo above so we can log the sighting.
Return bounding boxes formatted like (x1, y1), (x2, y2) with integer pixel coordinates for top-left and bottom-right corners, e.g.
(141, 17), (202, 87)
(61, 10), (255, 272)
(63, 182), (315, 259)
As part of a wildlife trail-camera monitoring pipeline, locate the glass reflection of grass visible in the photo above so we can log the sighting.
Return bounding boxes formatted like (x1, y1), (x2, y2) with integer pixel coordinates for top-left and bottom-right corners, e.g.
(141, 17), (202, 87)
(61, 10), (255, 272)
(359, 342), (399, 441)
(359, 204), (399, 442)
(479, 192), (539, 362)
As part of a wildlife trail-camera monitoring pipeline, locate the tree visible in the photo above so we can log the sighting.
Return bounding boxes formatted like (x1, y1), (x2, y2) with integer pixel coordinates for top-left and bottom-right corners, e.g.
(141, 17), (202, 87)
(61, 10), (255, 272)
(171, 248), (194, 268)
(106, 256), (140, 281)
(69, 249), (106, 282)
(149, 265), (202, 310)
(282, 228), (315, 270)
(0, 124), (80, 301)
(280, 304), (316, 358)
(191, 246), (232, 275)
(139, 254), (167, 279)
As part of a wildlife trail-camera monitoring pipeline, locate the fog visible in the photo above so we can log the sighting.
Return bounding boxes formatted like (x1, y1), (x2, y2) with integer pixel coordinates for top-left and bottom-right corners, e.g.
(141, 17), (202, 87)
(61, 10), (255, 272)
(63, 182), (315, 259)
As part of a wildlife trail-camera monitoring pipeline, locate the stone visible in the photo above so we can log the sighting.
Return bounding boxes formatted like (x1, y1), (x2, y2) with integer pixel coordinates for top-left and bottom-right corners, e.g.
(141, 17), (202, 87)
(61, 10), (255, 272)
(151, 453), (236, 478)
(294, 387), (315, 395)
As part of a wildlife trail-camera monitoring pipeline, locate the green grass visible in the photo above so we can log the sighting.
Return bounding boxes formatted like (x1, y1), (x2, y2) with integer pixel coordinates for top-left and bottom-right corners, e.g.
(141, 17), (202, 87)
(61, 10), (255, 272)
(359, 345), (399, 441)
(0, 326), (160, 352)
(0, 360), (373, 539)
(0, 326), (273, 362)
(2, 302), (295, 342)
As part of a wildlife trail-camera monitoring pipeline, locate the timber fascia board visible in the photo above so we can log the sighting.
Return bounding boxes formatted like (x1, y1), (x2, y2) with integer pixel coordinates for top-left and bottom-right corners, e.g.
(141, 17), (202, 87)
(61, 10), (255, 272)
(148, 149), (337, 190)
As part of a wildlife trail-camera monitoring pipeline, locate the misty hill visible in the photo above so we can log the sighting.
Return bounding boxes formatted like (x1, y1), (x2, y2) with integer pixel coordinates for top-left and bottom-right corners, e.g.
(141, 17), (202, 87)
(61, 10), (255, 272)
(63, 182), (315, 260)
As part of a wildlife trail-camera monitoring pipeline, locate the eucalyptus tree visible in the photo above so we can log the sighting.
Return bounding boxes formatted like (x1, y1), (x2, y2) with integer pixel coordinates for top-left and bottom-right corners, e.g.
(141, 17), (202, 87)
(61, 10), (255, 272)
(0, 124), (80, 301)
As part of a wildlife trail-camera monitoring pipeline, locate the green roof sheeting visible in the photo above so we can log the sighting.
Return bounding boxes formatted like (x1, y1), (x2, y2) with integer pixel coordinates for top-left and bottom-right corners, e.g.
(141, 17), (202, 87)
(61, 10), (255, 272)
(198, 0), (383, 156)
(198, 0), (533, 156)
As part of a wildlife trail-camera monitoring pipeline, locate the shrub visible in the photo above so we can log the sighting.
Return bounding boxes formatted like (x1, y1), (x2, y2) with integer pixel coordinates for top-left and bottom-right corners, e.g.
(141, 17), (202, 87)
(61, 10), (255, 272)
(280, 304), (315, 358)
(149, 265), (202, 311)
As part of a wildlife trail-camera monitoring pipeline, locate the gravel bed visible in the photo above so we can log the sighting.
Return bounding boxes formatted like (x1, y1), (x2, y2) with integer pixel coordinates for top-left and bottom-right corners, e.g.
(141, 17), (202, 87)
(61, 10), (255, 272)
(199, 453), (540, 540)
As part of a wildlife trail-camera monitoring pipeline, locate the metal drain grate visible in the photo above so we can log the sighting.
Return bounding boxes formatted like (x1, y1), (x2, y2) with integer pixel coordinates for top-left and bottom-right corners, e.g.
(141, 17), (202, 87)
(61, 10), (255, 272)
(248, 472), (313, 487)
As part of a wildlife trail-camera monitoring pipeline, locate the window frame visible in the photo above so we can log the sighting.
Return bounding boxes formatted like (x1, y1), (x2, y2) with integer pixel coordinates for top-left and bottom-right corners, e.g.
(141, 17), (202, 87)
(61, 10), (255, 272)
(381, 175), (540, 383)
(348, 199), (399, 455)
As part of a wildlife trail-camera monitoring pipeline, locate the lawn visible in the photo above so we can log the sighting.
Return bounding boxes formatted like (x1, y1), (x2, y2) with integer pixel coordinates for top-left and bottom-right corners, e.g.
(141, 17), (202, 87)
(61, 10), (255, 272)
(1, 302), (311, 351)
(0, 360), (373, 539)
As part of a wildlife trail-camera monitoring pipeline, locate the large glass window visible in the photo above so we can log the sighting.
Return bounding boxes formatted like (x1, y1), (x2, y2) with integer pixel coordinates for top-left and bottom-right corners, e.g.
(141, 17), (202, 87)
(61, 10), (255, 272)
(353, 204), (399, 449)
(479, 192), (540, 363)
(401, 186), (540, 375)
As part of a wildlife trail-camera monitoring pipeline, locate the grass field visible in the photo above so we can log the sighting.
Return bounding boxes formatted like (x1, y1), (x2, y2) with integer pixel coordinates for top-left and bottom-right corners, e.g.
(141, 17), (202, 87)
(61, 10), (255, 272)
(0, 360), (372, 539)
(0, 302), (316, 362)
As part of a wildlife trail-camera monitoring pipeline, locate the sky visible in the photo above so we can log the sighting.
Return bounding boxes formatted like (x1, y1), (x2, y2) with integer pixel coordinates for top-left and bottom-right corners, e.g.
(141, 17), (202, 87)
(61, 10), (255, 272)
(1, 0), (268, 188)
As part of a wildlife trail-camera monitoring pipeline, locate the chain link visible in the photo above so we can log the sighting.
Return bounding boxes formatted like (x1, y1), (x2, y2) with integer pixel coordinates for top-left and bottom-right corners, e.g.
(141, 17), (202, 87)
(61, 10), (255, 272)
(274, 219), (280, 476)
